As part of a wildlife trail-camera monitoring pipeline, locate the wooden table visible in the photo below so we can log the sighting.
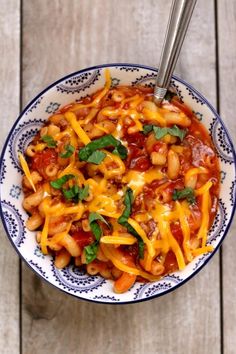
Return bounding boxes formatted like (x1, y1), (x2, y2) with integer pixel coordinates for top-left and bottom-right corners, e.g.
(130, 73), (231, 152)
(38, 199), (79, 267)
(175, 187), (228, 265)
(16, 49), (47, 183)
(0, 1), (235, 353)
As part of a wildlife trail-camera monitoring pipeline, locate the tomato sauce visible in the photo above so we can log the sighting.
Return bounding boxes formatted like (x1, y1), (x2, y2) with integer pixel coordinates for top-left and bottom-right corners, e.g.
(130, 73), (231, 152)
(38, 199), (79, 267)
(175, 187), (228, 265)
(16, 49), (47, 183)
(72, 230), (94, 249)
(31, 149), (58, 179)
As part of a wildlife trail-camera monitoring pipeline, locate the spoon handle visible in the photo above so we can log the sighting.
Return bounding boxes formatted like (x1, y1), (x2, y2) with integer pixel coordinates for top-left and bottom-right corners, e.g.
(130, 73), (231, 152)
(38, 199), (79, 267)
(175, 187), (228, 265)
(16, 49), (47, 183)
(154, 0), (197, 105)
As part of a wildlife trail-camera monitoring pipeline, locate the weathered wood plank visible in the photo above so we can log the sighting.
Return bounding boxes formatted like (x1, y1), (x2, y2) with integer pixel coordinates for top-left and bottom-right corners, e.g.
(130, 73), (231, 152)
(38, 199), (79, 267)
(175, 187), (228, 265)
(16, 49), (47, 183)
(217, 1), (236, 353)
(0, 1), (20, 353)
(22, 1), (221, 354)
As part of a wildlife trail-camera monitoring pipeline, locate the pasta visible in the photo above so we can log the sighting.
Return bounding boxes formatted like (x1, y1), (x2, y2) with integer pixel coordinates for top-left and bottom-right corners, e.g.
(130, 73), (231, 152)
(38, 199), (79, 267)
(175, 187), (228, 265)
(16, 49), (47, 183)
(20, 69), (220, 293)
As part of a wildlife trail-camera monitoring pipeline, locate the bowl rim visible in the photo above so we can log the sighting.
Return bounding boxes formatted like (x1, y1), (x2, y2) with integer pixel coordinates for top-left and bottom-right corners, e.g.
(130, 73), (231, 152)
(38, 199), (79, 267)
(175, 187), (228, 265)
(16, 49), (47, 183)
(0, 62), (236, 304)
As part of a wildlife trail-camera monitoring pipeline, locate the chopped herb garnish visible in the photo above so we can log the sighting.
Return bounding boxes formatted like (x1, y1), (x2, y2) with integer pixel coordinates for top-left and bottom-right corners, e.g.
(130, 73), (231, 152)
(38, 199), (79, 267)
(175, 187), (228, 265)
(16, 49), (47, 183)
(62, 185), (79, 200)
(78, 185), (89, 201)
(172, 187), (196, 204)
(111, 144), (128, 160)
(153, 126), (169, 140)
(84, 243), (99, 264)
(87, 150), (106, 164)
(50, 174), (75, 189)
(50, 174), (89, 203)
(78, 134), (128, 163)
(138, 240), (145, 260)
(143, 124), (155, 135)
(143, 124), (186, 142)
(85, 212), (109, 264)
(165, 125), (186, 141)
(118, 188), (144, 258)
(89, 212), (109, 240)
(63, 184), (89, 203)
(41, 135), (57, 148)
(59, 144), (75, 158)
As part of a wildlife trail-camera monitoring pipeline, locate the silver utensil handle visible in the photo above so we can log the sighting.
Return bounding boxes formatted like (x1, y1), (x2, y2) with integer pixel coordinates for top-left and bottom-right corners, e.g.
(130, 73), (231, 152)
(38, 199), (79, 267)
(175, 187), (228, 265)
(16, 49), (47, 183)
(154, 0), (197, 105)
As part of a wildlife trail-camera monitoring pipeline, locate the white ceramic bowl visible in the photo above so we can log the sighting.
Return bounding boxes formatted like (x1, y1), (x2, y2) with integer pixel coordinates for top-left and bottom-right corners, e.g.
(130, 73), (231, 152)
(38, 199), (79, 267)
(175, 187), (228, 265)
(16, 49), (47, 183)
(0, 64), (235, 304)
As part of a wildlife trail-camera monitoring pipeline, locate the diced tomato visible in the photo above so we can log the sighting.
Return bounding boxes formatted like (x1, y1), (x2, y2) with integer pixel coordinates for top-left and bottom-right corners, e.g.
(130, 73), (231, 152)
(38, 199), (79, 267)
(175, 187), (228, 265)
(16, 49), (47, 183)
(119, 246), (137, 265)
(125, 244), (139, 259)
(164, 251), (178, 273)
(125, 132), (146, 148)
(128, 144), (143, 159)
(72, 230), (94, 249)
(130, 156), (151, 171)
(170, 223), (183, 245)
(31, 149), (58, 179)
(171, 98), (193, 118)
(153, 141), (165, 152)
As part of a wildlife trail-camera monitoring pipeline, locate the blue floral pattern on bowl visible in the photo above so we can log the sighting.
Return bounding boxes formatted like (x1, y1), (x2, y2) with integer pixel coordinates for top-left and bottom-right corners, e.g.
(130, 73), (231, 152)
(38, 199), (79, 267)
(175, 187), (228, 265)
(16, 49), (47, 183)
(0, 63), (235, 304)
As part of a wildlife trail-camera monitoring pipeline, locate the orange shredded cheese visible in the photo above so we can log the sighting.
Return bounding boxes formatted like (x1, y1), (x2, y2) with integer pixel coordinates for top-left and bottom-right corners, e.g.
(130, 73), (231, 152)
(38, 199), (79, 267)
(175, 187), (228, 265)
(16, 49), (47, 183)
(19, 153), (36, 192)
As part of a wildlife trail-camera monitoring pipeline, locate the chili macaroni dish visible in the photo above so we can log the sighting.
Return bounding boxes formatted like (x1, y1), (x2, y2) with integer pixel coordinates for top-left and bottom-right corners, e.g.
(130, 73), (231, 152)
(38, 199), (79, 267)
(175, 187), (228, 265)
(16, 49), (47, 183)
(20, 69), (220, 293)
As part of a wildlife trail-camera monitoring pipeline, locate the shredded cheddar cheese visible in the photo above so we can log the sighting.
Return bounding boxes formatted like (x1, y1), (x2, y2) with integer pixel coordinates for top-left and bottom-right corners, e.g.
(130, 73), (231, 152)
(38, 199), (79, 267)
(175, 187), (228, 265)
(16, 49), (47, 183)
(175, 201), (192, 262)
(100, 235), (137, 245)
(33, 143), (47, 152)
(19, 153), (36, 192)
(64, 111), (91, 145)
(122, 168), (163, 197)
(197, 189), (211, 247)
(128, 218), (155, 258)
(71, 69), (111, 111)
(142, 108), (166, 126)
(99, 150), (126, 178)
(185, 166), (208, 186)
(192, 245), (214, 256)
(101, 244), (161, 281)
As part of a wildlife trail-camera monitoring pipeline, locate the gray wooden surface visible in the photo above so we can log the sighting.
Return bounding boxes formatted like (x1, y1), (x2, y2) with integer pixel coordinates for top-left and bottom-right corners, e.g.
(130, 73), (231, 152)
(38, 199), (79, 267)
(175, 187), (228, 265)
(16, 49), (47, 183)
(0, 1), (20, 353)
(0, 1), (235, 353)
(218, 1), (236, 354)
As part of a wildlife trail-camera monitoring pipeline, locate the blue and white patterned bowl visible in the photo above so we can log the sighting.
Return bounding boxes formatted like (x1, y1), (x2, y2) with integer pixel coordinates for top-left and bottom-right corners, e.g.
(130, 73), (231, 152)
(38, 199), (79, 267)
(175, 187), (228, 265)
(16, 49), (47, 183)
(0, 64), (235, 304)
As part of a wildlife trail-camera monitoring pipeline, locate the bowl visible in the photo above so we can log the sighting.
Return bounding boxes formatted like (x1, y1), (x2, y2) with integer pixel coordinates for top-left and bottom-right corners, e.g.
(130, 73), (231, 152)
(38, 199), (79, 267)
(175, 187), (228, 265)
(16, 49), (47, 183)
(0, 63), (235, 304)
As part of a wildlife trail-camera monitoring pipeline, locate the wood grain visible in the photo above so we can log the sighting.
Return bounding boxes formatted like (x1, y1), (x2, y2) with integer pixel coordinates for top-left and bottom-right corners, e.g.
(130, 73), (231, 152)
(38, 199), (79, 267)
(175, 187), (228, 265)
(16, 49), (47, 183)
(217, 1), (236, 353)
(0, 1), (20, 353)
(21, 1), (221, 353)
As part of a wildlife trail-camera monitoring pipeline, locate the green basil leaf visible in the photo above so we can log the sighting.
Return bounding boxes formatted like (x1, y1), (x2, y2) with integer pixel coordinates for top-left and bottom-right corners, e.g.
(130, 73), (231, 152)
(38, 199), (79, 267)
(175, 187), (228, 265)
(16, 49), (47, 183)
(41, 135), (57, 148)
(78, 185), (89, 201)
(172, 187), (196, 204)
(119, 219), (140, 238)
(119, 188), (133, 220)
(88, 212), (109, 241)
(90, 222), (102, 241)
(167, 125), (186, 141)
(138, 240), (144, 259)
(89, 212), (109, 227)
(62, 185), (79, 200)
(87, 150), (106, 164)
(153, 126), (169, 140)
(78, 134), (128, 161)
(59, 144), (75, 158)
(63, 184), (89, 203)
(84, 242), (99, 264)
(143, 124), (154, 135)
(50, 174), (75, 189)
(164, 90), (176, 102)
(112, 144), (128, 159)
(118, 188), (144, 259)
(143, 124), (186, 142)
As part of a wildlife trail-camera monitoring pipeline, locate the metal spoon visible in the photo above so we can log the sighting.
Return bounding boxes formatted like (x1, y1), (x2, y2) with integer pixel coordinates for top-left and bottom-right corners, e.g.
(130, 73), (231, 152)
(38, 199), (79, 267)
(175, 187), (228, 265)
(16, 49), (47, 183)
(153, 0), (197, 106)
